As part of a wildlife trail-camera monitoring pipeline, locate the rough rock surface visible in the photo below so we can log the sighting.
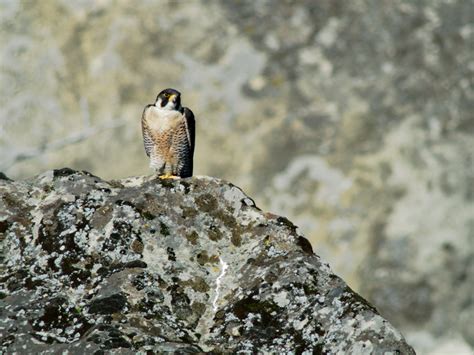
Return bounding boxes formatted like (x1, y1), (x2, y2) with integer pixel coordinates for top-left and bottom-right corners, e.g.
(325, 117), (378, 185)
(0, 169), (414, 354)
(2, 2), (473, 352)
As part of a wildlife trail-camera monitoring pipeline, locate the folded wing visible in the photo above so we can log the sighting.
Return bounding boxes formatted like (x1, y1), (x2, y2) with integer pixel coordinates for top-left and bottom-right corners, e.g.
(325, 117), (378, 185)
(141, 105), (155, 157)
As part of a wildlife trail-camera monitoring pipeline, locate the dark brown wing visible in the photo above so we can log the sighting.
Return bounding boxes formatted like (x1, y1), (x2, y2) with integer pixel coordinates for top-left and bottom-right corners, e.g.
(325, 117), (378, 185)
(183, 107), (195, 157)
(141, 104), (154, 157)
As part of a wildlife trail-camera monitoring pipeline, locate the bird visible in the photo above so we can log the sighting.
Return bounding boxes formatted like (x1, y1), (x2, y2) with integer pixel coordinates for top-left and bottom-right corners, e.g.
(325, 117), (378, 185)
(141, 88), (195, 179)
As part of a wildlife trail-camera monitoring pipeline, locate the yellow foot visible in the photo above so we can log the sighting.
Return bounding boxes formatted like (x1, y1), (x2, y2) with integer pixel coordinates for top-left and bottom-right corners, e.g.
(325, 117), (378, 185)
(158, 174), (179, 180)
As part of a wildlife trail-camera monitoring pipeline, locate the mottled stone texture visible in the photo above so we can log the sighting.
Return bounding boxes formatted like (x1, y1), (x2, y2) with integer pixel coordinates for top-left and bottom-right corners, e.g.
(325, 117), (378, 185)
(0, 170), (414, 354)
(1, 2), (473, 352)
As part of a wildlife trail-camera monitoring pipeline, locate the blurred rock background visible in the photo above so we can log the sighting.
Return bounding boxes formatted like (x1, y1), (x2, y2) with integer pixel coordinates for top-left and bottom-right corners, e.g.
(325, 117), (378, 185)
(0, 0), (472, 353)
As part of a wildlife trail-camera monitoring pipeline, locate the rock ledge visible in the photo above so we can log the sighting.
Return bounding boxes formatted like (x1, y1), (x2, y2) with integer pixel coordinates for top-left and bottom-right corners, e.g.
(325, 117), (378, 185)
(0, 169), (414, 354)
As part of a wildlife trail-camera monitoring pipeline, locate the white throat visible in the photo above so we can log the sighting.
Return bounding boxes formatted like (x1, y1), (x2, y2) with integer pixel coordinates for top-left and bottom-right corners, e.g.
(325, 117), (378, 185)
(147, 105), (182, 132)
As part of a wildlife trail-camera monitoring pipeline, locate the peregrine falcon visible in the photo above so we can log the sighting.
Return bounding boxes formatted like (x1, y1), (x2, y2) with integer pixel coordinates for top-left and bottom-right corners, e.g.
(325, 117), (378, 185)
(141, 88), (195, 178)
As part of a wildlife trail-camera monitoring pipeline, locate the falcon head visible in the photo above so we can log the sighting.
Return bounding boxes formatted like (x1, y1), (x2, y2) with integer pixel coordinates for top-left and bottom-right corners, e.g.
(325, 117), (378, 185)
(155, 88), (181, 111)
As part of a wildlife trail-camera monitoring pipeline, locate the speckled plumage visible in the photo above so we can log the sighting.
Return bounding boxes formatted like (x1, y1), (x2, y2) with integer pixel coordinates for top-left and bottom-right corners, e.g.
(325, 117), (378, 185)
(141, 88), (195, 178)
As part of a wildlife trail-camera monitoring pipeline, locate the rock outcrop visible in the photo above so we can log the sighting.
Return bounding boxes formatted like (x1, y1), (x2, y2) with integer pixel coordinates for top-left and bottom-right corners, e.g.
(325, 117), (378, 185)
(2, 2), (473, 352)
(0, 169), (414, 353)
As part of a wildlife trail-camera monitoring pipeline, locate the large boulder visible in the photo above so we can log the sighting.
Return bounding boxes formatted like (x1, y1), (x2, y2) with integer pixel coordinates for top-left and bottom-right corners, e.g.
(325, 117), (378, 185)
(0, 169), (414, 353)
(2, 2), (472, 352)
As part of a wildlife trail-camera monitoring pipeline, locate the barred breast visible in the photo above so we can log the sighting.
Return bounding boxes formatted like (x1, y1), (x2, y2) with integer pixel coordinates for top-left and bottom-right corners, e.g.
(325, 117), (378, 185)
(142, 106), (192, 177)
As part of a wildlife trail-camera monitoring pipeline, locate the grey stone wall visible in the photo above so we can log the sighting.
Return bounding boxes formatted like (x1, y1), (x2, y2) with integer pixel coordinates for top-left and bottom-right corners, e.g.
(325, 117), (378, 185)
(1, 1), (472, 352)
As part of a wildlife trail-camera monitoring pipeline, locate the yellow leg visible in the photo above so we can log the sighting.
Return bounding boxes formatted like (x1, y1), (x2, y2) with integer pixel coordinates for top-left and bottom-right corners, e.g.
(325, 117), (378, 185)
(158, 174), (179, 179)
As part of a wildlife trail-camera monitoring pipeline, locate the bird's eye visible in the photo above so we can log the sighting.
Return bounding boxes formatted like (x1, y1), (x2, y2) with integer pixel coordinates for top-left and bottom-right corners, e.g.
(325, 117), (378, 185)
(164, 93), (170, 98)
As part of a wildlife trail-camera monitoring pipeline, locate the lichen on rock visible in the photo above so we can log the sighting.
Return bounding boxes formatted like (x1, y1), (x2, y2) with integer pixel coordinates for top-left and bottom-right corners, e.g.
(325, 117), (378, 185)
(0, 169), (414, 353)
